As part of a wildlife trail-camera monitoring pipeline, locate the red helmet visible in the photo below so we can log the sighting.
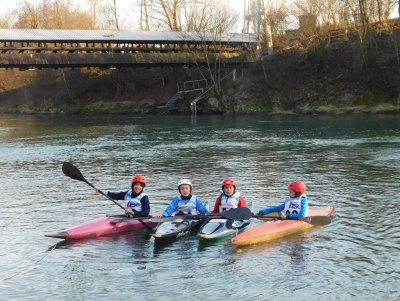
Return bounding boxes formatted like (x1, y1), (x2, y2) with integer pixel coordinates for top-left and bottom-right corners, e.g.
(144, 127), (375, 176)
(288, 181), (306, 195)
(221, 177), (237, 188)
(132, 175), (147, 186)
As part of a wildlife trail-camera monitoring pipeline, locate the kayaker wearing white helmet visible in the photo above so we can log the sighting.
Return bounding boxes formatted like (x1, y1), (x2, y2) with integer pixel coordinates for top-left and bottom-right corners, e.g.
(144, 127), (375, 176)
(162, 179), (209, 217)
(257, 181), (309, 218)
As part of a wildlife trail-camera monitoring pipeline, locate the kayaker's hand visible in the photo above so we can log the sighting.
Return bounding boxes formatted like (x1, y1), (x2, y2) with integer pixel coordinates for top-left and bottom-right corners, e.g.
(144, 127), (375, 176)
(94, 185), (101, 192)
(279, 212), (287, 219)
(124, 208), (134, 215)
(257, 210), (264, 216)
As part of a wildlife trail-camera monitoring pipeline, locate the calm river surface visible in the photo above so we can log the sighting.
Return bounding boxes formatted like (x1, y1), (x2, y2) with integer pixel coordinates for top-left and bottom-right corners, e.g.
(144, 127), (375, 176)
(0, 114), (399, 300)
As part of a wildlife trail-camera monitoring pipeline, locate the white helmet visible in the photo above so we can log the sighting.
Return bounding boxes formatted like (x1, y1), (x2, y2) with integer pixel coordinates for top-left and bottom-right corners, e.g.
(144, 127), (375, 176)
(178, 179), (192, 189)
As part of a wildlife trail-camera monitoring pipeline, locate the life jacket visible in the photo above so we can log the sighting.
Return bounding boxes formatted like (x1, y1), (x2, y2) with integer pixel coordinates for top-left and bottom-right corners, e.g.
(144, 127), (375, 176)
(282, 195), (307, 216)
(218, 192), (241, 213)
(124, 191), (146, 212)
(174, 195), (198, 215)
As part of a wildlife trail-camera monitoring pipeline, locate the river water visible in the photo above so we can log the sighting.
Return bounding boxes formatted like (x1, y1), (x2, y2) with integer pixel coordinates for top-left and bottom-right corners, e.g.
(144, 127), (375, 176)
(0, 114), (399, 300)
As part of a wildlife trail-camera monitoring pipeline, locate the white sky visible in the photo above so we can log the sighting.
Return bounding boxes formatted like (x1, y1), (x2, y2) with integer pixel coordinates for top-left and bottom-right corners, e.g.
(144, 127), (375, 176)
(1, 0), (246, 30)
(1, 0), (245, 11)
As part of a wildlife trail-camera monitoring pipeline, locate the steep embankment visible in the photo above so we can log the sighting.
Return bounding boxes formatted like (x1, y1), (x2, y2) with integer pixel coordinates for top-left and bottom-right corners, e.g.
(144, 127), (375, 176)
(225, 38), (400, 115)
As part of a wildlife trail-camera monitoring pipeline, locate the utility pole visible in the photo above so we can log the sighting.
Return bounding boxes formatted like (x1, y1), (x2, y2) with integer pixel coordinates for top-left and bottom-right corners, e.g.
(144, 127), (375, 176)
(243, 0), (273, 55)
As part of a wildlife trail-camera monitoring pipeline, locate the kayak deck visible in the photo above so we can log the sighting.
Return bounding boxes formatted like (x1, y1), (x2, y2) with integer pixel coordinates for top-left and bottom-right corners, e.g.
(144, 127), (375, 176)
(45, 215), (158, 239)
(152, 218), (202, 240)
(198, 219), (249, 240)
(231, 205), (335, 246)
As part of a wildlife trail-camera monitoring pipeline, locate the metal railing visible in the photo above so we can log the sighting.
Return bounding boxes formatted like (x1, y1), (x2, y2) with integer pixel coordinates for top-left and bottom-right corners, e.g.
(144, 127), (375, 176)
(177, 79), (208, 92)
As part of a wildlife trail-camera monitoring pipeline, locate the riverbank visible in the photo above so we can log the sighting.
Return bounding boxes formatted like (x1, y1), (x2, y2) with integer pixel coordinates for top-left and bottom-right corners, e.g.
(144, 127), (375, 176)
(1, 33), (399, 115)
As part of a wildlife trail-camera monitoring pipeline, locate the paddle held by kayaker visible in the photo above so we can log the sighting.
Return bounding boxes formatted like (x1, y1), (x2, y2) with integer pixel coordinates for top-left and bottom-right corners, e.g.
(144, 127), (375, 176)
(211, 177), (248, 214)
(257, 181), (309, 219)
(95, 175), (150, 217)
(162, 179), (209, 217)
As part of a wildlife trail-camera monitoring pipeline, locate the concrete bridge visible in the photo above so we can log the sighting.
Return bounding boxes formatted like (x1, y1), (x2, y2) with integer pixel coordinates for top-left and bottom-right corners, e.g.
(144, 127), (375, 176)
(0, 29), (258, 70)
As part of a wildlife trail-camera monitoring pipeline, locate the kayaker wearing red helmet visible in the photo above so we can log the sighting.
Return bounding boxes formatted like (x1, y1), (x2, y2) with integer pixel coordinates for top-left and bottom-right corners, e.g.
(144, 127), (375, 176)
(257, 181), (309, 218)
(162, 179), (209, 217)
(212, 177), (248, 213)
(95, 175), (150, 217)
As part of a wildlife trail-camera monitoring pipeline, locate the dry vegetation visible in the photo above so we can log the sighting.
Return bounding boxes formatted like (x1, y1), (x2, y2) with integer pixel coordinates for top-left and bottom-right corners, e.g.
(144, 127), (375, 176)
(0, 0), (400, 114)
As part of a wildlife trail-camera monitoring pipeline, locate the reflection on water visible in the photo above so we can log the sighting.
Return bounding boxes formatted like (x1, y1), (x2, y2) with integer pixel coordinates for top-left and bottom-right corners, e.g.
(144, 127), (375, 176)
(0, 114), (399, 300)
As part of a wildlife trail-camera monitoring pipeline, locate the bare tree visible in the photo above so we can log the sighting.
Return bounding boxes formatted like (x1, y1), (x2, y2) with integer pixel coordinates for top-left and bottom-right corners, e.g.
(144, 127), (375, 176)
(87, 0), (102, 28)
(13, 0), (94, 29)
(138, 0), (152, 30)
(0, 8), (19, 28)
(110, 0), (121, 30)
(99, 0), (122, 30)
(138, 0), (239, 32)
(264, 1), (290, 37)
(15, 0), (40, 28)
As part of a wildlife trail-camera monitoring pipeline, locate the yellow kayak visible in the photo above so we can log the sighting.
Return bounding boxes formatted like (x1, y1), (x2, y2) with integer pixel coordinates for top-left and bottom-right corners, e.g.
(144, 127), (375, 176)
(231, 205), (335, 246)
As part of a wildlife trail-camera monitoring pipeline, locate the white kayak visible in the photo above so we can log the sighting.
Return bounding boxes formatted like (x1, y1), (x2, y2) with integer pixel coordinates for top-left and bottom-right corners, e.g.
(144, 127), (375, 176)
(152, 218), (202, 240)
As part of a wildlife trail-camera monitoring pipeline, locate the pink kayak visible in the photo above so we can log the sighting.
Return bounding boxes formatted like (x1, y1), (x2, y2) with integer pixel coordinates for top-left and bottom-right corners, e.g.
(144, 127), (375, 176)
(45, 215), (159, 239)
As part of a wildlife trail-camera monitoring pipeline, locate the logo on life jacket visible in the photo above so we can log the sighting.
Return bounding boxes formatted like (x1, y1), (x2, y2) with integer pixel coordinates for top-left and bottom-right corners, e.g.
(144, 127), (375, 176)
(289, 202), (300, 209)
(127, 201), (141, 208)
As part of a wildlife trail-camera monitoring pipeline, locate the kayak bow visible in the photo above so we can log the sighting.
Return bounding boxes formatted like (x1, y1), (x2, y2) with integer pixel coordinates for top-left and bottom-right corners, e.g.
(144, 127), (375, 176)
(45, 215), (158, 239)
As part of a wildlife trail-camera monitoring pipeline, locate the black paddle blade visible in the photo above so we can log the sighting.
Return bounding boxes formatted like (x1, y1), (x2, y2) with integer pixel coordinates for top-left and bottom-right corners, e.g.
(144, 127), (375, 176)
(300, 215), (332, 226)
(221, 207), (252, 220)
(62, 162), (86, 182)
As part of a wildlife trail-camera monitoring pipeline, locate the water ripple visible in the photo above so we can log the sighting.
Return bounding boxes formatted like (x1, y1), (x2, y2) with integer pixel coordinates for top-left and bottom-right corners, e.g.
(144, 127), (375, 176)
(1, 114), (400, 300)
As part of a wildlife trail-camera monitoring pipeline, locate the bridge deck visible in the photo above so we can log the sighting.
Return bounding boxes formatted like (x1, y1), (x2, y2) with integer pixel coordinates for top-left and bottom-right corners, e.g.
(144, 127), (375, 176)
(0, 29), (258, 69)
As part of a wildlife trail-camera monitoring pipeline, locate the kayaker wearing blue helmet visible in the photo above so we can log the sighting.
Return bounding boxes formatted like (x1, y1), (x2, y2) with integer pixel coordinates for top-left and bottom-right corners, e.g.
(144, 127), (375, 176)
(257, 181), (308, 218)
(162, 179), (209, 217)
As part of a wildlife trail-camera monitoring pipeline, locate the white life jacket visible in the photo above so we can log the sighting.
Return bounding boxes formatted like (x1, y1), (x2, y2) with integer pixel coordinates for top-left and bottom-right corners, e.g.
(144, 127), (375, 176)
(174, 195), (198, 215)
(219, 192), (241, 213)
(282, 195), (307, 216)
(124, 191), (146, 212)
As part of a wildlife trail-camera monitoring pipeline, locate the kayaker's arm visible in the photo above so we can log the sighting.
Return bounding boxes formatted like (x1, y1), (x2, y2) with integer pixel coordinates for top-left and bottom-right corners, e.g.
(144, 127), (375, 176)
(238, 196), (247, 208)
(211, 195), (222, 214)
(195, 197), (210, 214)
(258, 203), (285, 215)
(134, 195), (150, 217)
(105, 191), (127, 200)
(163, 198), (179, 217)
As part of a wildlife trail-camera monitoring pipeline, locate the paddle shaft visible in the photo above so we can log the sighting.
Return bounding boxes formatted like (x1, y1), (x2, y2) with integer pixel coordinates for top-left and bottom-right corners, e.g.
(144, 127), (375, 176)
(86, 180), (126, 210)
(252, 214), (332, 226)
(152, 207), (253, 222)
